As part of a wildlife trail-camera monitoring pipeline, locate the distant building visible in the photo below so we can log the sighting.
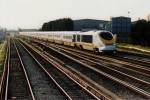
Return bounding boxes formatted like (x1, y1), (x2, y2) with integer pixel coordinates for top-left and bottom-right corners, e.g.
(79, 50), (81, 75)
(0, 31), (5, 40)
(73, 17), (131, 42)
(19, 29), (38, 32)
(7, 30), (19, 37)
(0, 28), (6, 40)
(73, 19), (110, 31)
(111, 16), (131, 33)
(111, 16), (131, 42)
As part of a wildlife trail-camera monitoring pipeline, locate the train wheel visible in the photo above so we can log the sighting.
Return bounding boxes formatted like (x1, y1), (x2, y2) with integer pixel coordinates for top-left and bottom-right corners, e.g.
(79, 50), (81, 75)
(79, 45), (83, 49)
(94, 48), (99, 54)
(113, 50), (117, 55)
(74, 44), (77, 48)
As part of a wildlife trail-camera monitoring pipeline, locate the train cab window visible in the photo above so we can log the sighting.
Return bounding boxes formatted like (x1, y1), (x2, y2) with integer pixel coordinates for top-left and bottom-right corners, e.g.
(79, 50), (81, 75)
(100, 32), (113, 40)
(81, 35), (93, 43)
(77, 35), (80, 42)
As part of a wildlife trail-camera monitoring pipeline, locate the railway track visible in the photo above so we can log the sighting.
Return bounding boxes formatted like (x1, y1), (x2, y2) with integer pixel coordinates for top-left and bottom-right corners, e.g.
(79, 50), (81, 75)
(0, 39), (8, 99)
(15, 40), (71, 100)
(117, 47), (150, 58)
(42, 42), (150, 81)
(41, 39), (150, 68)
(48, 44), (150, 88)
(21, 39), (150, 99)
(0, 40), (9, 99)
(109, 52), (150, 68)
(108, 52), (150, 68)
(32, 40), (150, 78)
(19, 39), (121, 100)
(57, 41), (149, 75)
(0, 39), (35, 100)
(15, 39), (100, 100)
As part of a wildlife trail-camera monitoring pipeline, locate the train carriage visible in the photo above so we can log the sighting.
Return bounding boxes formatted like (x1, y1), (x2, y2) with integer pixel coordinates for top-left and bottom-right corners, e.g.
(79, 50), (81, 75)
(19, 30), (116, 53)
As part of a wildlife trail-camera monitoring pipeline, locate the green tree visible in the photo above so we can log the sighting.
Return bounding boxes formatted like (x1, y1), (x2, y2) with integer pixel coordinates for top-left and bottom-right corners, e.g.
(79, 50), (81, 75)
(41, 18), (74, 31)
(131, 19), (150, 46)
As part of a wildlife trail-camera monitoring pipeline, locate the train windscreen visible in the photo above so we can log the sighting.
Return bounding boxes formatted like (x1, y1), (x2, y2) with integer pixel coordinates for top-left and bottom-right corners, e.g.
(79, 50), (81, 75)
(100, 32), (113, 40)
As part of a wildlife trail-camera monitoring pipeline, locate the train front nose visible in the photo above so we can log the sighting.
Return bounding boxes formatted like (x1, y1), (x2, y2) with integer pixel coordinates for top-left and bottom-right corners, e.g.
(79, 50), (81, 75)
(99, 32), (116, 52)
(99, 45), (116, 51)
(99, 32), (113, 44)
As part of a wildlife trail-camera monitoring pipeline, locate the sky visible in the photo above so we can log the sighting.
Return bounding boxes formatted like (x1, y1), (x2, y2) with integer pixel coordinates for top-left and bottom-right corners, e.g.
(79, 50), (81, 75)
(0, 0), (150, 29)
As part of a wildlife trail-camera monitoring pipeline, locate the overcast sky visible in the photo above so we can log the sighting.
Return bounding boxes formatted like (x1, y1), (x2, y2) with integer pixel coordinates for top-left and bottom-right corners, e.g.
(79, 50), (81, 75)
(0, 0), (150, 29)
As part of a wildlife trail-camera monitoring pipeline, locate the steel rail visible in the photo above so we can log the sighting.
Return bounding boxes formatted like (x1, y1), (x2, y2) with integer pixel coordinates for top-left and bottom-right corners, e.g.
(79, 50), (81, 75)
(13, 39), (36, 100)
(18, 39), (119, 100)
(49, 43), (150, 78)
(18, 39), (106, 100)
(17, 40), (73, 100)
(117, 47), (150, 57)
(108, 53), (150, 68)
(4, 39), (10, 100)
(33, 40), (150, 99)
(3, 39), (35, 100)
(41, 41), (150, 77)
(0, 39), (9, 100)
(48, 44), (150, 86)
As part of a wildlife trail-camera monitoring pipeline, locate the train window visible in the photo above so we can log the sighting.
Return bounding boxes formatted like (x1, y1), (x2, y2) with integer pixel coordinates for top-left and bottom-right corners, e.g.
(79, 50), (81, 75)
(73, 35), (76, 42)
(64, 35), (72, 39)
(77, 35), (80, 42)
(100, 32), (113, 40)
(68, 36), (72, 39)
(81, 35), (93, 43)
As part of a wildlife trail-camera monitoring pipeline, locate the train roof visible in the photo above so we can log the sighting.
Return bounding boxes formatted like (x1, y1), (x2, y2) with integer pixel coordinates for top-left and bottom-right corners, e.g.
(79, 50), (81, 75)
(19, 31), (80, 33)
(77, 30), (112, 35)
(19, 30), (112, 35)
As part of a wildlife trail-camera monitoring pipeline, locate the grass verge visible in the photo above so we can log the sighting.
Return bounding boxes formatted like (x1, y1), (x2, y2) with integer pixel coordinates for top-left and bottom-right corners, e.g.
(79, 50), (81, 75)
(117, 43), (150, 52)
(0, 40), (7, 77)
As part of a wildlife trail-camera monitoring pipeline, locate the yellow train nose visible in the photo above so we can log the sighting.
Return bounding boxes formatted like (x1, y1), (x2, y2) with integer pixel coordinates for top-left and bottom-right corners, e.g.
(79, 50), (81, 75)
(100, 37), (114, 45)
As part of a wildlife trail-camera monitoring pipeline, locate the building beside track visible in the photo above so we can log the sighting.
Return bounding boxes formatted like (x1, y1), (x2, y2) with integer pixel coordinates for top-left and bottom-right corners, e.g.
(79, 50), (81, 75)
(111, 17), (131, 42)
(73, 16), (131, 43)
(73, 19), (110, 31)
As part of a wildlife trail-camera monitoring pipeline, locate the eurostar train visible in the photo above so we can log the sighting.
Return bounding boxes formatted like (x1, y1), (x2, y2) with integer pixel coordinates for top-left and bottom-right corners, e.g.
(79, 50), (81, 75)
(19, 30), (116, 53)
